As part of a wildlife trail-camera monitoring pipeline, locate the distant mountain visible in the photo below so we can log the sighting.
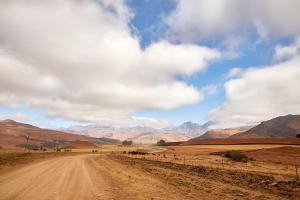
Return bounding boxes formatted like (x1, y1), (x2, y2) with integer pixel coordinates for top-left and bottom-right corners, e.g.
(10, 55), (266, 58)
(127, 132), (190, 144)
(162, 121), (212, 138)
(61, 121), (211, 143)
(61, 124), (155, 141)
(0, 119), (120, 149)
(232, 114), (300, 138)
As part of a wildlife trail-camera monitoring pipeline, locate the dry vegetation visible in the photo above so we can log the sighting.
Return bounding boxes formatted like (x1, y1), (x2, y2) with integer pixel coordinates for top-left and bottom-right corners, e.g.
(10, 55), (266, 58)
(118, 144), (300, 178)
(105, 154), (300, 200)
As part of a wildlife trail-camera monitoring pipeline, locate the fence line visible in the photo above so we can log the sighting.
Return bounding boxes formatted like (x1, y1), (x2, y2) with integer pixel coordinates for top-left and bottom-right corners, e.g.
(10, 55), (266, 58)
(117, 151), (299, 179)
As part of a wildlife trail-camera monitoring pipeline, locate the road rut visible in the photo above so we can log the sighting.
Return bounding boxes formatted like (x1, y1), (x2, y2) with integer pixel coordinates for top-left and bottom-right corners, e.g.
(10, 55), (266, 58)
(0, 155), (111, 200)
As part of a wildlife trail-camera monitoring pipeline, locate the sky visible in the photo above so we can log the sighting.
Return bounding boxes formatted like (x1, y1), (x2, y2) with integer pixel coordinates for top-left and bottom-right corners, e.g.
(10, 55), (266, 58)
(0, 0), (300, 129)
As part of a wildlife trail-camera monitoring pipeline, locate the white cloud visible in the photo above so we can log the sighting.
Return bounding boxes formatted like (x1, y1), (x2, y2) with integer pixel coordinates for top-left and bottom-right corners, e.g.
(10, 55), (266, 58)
(166, 0), (300, 41)
(0, 0), (219, 126)
(208, 40), (300, 128)
(273, 37), (300, 62)
(130, 116), (172, 128)
(226, 68), (244, 79)
(201, 85), (218, 96)
(0, 112), (33, 123)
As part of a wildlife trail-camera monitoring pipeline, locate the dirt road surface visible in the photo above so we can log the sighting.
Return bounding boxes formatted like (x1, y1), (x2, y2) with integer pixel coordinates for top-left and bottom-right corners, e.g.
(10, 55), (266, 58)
(0, 155), (112, 200)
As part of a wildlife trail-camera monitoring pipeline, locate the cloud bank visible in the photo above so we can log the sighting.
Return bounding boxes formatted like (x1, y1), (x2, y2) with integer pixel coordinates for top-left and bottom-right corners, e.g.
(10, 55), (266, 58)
(209, 39), (300, 128)
(0, 0), (219, 126)
(166, 0), (300, 41)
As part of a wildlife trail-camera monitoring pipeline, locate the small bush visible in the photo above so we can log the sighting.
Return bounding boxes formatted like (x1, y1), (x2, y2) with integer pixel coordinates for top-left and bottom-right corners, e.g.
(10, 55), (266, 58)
(296, 134), (300, 138)
(122, 140), (133, 146)
(157, 140), (166, 146)
(128, 150), (147, 155)
(224, 150), (248, 162)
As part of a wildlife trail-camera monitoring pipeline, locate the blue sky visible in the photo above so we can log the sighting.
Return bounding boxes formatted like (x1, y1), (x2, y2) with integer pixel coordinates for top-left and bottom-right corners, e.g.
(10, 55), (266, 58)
(0, 0), (299, 128)
(129, 0), (285, 125)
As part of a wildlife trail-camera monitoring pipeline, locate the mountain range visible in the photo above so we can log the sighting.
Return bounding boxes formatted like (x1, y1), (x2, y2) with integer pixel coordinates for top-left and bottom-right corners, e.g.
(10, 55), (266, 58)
(61, 121), (210, 143)
(1, 114), (299, 149)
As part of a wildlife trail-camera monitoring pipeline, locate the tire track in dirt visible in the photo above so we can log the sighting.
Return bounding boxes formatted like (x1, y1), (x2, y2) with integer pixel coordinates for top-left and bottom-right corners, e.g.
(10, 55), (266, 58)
(0, 154), (112, 200)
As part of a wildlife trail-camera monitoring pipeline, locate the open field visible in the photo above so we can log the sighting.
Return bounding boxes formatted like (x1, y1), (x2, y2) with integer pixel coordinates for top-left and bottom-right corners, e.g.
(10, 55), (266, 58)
(121, 144), (300, 178)
(246, 146), (300, 166)
(106, 155), (300, 200)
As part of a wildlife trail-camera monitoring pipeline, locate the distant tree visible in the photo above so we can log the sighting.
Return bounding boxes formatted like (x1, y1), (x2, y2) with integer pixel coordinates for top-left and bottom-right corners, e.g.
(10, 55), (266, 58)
(122, 140), (133, 146)
(296, 134), (300, 138)
(157, 140), (166, 146)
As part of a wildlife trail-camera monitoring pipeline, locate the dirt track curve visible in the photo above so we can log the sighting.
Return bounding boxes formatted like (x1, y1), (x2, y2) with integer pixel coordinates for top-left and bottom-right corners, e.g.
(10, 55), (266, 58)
(0, 155), (112, 200)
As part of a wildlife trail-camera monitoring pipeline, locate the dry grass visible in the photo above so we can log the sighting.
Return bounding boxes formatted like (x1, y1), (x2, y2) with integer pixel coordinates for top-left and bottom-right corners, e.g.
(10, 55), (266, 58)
(246, 146), (300, 166)
(118, 144), (300, 178)
(93, 154), (300, 200)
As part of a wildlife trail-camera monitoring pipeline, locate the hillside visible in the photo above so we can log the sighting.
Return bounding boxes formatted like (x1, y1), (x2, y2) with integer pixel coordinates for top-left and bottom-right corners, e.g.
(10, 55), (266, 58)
(184, 138), (300, 145)
(190, 128), (248, 141)
(232, 114), (300, 138)
(0, 119), (120, 149)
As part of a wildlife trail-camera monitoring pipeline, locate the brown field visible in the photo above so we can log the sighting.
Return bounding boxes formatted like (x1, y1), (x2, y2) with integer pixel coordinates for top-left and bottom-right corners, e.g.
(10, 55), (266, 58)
(0, 144), (299, 200)
(122, 144), (300, 177)
(246, 146), (300, 166)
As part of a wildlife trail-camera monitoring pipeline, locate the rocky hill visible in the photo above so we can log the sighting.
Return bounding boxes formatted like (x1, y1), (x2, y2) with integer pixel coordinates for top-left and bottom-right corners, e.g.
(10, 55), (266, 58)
(232, 114), (300, 138)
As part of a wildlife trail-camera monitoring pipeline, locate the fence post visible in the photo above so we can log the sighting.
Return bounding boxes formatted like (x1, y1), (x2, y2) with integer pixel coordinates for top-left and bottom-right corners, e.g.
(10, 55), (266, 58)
(222, 159), (224, 169)
(296, 165), (299, 181)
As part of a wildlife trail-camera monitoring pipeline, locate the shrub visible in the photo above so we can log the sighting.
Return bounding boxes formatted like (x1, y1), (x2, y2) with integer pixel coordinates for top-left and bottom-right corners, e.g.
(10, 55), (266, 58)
(224, 150), (248, 162)
(157, 140), (166, 146)
(296, 134), (300, 138)
(128, 150), (147, 155)
(122, 140), (133, 146)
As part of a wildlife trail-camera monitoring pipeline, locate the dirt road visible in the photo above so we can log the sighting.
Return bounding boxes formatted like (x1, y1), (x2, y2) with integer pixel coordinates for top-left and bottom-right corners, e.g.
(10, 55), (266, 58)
(0, 153), (297, 200)
(0, 154), (112, 200)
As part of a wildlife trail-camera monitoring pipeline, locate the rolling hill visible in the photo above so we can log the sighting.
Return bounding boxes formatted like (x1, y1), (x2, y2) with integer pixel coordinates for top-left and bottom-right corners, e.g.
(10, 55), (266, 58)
(232, 114), (300, 138)
(189, 128), (249, 141)
(0, 119), (120, 149)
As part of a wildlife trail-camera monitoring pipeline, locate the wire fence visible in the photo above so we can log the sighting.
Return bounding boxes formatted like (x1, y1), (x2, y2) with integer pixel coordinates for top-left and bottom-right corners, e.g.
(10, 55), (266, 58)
(116, 151), (299, 180)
